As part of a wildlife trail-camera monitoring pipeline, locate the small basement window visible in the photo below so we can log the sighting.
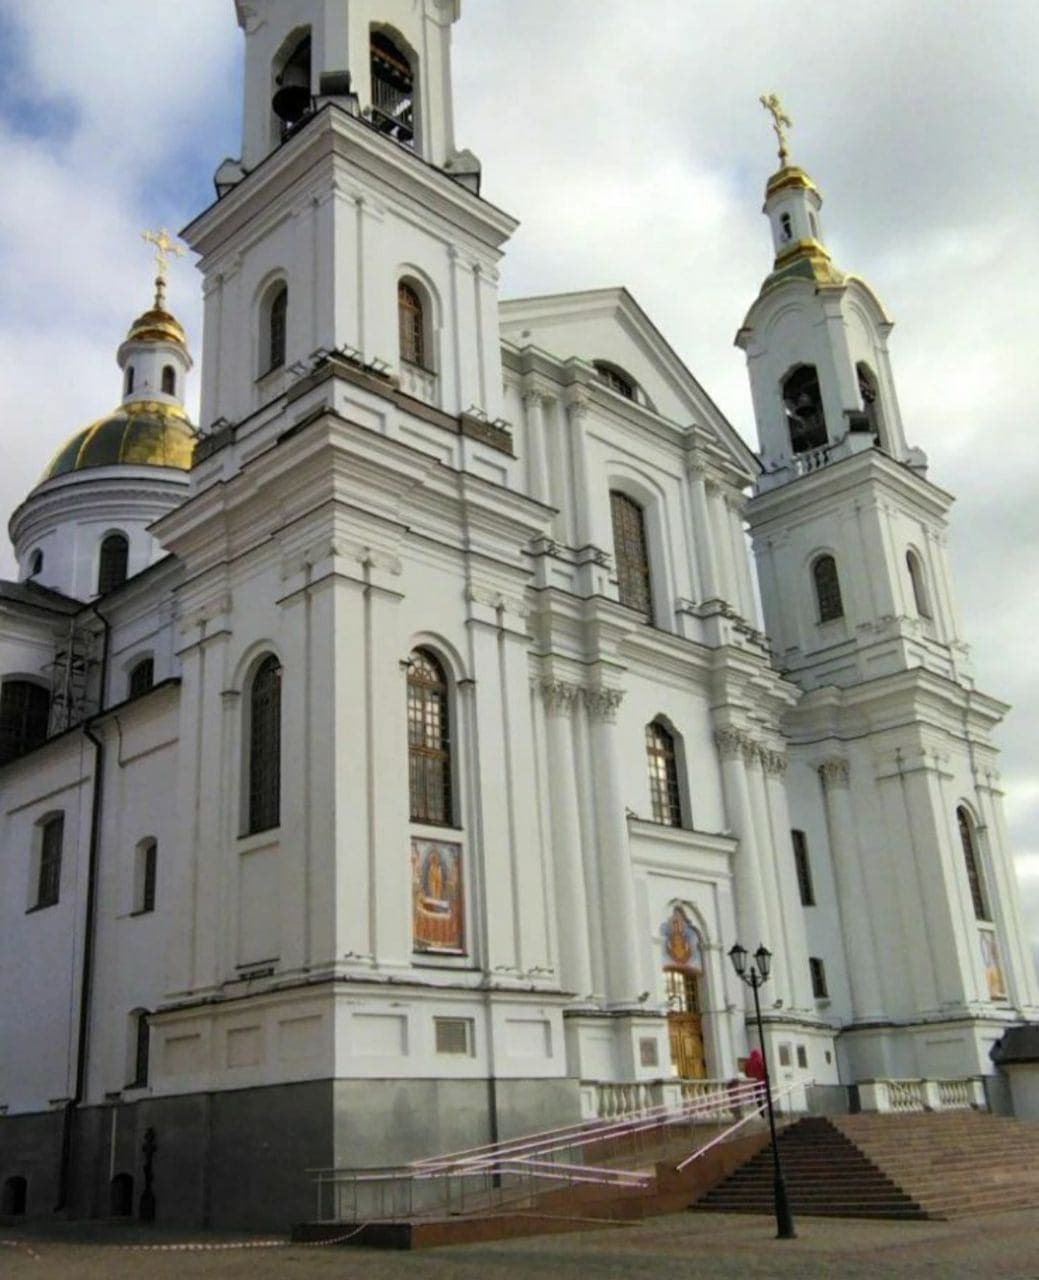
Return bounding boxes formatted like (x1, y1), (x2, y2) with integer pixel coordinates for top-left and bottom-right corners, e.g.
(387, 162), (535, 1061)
(434, 1017), (473, 1056)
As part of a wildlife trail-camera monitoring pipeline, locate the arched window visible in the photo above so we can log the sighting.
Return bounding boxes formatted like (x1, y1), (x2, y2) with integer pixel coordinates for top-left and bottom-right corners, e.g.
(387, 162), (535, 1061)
(98, 532), (129, 595)
(646, 721), (682, 827)
(264, 284), (288, 374)
(957, 807), (989, 921)
(125, 366), (135, 397)
(129, 1011), (150, 1087)
(135, 839), (157, 914)
(594, 361), (636, 401)
(857, 363), (882, 444)
(371, 30), (415, 145)
(36, 814), (64, 909)
(780, 212), (793, 242)
(812, 555), (844, 623)
(782, 365), (828, 454)
(128, 657), (155, 699)
(610, 491), (653, 621)
(161, 365), (176, 396)
(29, 549), (43, 577)
(906, 550), (931, 619)
(407, 649), (452, 825)
(398, 282), (426, 367)
(1, 1176), (27, 1216)
(0, 679), (51, 764)
(247, 656), (282, 834)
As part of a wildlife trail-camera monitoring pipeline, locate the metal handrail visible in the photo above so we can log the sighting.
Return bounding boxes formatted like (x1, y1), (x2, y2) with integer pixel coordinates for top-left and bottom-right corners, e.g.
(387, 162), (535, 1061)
(675, 1081), (802, 1172)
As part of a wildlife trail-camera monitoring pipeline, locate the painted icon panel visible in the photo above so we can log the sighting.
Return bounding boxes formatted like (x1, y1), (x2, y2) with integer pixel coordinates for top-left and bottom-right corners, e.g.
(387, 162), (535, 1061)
(412, 839), (465, 955)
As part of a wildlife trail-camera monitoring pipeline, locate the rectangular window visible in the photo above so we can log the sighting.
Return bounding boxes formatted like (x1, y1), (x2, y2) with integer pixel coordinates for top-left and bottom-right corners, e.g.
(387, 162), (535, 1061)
(135, 840), (157, 914)
(778, 1043), (791, 1068)
(792, 830), (815, 906)
(131, 1013), (150, 1087)
(36, 815), (64, 908)
(434, 1017), (473, 1056)
(796, 1044), (809, 1069)
(809, 957), (829, 1000)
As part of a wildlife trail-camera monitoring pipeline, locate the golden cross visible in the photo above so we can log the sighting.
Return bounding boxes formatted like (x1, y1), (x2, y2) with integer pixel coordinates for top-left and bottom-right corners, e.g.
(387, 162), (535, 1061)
(142, 227), (185, 283)
(760, 92), (793, 165)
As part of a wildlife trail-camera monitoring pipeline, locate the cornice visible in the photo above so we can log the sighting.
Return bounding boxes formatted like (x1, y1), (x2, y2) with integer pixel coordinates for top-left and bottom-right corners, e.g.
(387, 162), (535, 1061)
(183, 105), (517, 262)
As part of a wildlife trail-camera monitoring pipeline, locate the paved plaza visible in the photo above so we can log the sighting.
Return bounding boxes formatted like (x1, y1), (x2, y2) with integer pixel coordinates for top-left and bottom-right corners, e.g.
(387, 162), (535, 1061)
(3, 1209), (1039, 1279)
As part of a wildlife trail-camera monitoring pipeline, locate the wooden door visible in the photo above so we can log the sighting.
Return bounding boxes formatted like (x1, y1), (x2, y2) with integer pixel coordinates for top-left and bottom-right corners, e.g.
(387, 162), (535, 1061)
(666, 969), (707, 1079)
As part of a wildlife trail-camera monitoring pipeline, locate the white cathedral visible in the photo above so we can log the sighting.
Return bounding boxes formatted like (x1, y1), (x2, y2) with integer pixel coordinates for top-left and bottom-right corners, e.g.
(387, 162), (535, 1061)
(1, 0), (1036, 1229)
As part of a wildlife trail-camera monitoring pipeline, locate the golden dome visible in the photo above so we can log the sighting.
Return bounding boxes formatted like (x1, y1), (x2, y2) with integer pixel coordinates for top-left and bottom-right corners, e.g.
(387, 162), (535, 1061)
(125, 304), (188, 348)
(765, 165), (819, 200)
(42, 401), (197, 481)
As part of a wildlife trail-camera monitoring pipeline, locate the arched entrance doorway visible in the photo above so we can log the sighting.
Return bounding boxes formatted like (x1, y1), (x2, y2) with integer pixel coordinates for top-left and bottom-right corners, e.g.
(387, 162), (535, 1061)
(660, 906), (708, 1080)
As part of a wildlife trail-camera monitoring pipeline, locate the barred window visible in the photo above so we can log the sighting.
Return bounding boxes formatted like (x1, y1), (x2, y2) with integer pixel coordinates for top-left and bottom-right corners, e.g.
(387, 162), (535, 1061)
(398, 282), (425, 367)
(136, 839), (157, 914)
(131, 1011), (150, 1087)
(408, 649), (452, 825)
(792, 829), (815, 906)
(371, 30), (415, 146)
(813, 555), (844, 623)
(594, 361), (636, 400)
(98, 533), (129, 595)
(128, 658), (154, 699)
(37, 814), (64, 909)
(957, 807), (989, 921)
(646, 721), (682, 827)
(809, 956), (829, 999)
(610, 491), (653, 621)
(267, 285), (288, 372)
(248, 656), (282, 835)
(0, 680), (51, 764)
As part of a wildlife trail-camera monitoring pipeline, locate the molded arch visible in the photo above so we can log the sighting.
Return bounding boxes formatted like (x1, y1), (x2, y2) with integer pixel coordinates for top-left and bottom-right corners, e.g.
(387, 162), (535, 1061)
(905, 545), (932, 618)
(396, 264), (443, 327)
(231, 640), (286, 693)
(665, 897), (710, 946)
(255, 272), (290, 376)
(406, 632), (469, 686)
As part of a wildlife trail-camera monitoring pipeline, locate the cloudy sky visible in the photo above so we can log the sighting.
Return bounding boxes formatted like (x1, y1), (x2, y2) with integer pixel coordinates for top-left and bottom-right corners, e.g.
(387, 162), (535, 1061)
(0, 1), (1036, 957)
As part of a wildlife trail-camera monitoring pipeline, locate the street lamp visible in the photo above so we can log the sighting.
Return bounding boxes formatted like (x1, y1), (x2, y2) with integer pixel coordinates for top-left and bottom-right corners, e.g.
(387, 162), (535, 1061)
(728, 942), (796, 1240)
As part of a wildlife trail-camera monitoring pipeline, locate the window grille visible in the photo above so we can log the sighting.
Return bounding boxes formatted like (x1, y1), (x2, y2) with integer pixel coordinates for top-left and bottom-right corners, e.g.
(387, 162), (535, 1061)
(98, 533), (129, 595)
(813, 555), (844, 622)
(408, 650), (452, 825)
(594, 362), (636, 400)
(809, 957), (829, 999)
(646, 721), (682, 827)
(0, 680), (51, 764)
(792, 829), (815, 906)
(132, 1012), (150, 1086)
(248, 656), (282, 834)
(398, 282), (425, 367)
(268, 286), (288, 372)
(37, 814), (64, 908)
(610, 491), (653, 621)
(434, 1018), (473, 1055)
(128, 658), (154, 699)
(664, 969), (701, 1014)
(139, 840), (157, 914)
(370, 31), (415, 145)
(957, 807), (989, 921)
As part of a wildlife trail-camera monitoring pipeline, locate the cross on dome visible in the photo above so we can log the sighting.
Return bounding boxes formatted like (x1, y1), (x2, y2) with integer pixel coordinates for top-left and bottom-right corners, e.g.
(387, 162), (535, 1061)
(142, 227), (186, 309)
(760, 92), (793, 166)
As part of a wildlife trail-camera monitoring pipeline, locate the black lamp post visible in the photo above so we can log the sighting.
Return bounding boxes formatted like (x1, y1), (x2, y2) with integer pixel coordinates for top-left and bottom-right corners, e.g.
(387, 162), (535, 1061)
(728, 942), (796, 1240)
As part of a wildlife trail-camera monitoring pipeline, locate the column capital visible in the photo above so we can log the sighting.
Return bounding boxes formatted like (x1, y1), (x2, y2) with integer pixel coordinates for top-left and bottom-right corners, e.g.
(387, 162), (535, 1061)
(583, 686), (625, 723)
(714, 727), (750, 760)
(761, 748), (788, 777)
(819, 757), (851, 790)
(565, 393), (592, 423)
(535, 677), (582, 716)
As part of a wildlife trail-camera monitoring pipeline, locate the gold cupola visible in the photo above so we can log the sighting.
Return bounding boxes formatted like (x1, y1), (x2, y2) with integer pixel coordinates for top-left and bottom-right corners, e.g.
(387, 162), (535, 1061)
(758, 94), (844, 294)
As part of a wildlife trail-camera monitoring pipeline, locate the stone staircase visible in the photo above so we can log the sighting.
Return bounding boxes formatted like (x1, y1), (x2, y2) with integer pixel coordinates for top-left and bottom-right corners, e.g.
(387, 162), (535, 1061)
(697, 1112), (1039, 1220)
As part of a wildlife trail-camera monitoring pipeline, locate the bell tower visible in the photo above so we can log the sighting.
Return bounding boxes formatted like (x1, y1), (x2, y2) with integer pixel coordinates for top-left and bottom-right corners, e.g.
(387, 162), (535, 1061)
(741, 97), (1039, 1082)
(234, 0), (472, 177)
(185, 0), (507, 434)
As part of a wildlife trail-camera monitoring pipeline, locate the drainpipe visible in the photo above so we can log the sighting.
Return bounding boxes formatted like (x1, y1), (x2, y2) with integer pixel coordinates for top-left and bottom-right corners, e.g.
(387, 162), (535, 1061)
(55, 602), (110, 1214)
